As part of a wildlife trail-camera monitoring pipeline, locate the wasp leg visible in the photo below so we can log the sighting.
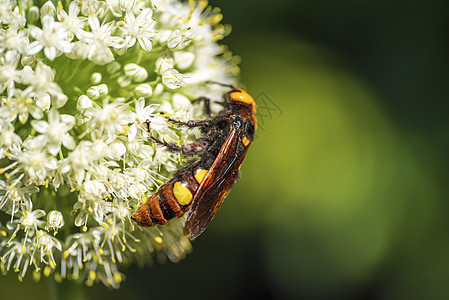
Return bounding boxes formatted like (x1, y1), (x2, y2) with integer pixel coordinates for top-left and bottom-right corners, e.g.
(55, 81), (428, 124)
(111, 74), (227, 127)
(167, 118), (213, 128)
(161, 94), (226, 127)
(151, 136), (207, 156)
(144, 120), (152, 132)
(144, 117), (209, 131)
(169, 112), (233, 129)
(192, 96), (212, 117)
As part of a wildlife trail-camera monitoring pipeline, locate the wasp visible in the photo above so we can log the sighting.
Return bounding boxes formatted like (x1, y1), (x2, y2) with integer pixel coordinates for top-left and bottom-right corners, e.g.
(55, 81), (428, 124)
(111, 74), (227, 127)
(131, 82), (257, 239)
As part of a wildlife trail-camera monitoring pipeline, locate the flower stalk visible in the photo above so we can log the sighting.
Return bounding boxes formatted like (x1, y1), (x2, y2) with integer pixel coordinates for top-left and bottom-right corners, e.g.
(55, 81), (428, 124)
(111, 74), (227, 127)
(48, 276), (85, 300)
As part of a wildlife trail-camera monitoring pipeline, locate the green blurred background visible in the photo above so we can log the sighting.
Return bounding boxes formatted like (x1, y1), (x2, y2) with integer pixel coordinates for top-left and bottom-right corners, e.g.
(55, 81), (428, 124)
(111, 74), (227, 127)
(3, 0), (449, 299)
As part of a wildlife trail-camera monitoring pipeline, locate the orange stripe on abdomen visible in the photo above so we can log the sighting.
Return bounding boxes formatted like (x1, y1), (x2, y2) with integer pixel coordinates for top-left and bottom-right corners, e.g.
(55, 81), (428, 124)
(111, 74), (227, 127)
(159, 181), (184, 218)
(131, 193), (165, 227)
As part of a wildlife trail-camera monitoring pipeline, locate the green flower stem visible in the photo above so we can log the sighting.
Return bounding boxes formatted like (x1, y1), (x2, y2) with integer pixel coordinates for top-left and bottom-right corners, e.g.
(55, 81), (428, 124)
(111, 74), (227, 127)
(49, 277), (86, 300)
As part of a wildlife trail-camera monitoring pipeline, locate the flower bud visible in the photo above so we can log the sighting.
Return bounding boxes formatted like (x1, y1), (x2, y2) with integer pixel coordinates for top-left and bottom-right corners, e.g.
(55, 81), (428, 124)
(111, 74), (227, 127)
(90, 72), (102, 84)
(36, 93), (51, 110)
(86, 87), (100, 100)
(174, 52), (195, 70)
(155, 56), (174, 74)
(86, 85), (107, 99)
(162, 69), (187, 89)
(167, 29), (191, 49)
(40, 1), (55, 17)
(80, 180), (106, 201)
(106, 61), (121, 74)
(97, 84), (109, 97)
(21, 55), (37, 67)
(27, 6), (40, 23)
(135, 84), (153, 98)
(154, 83), (164, 95)
(124, 63), (148, 82)
(77, 95), (93, 110)
(52, 92), (68, 108)
(118, 75), (131, 87)
(45, 210), (64, 234)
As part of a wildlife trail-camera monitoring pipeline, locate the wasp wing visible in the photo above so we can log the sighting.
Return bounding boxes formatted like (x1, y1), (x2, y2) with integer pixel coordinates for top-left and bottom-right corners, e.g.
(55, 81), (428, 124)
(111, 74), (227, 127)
(184, 124), (249, 239)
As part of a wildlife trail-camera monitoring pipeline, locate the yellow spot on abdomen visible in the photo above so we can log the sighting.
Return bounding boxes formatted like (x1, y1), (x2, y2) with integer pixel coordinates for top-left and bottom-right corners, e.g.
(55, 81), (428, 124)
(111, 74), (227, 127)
(173, 181), (193, 206)
(194, 169), (208, 184)
(242, 136), (250, 146)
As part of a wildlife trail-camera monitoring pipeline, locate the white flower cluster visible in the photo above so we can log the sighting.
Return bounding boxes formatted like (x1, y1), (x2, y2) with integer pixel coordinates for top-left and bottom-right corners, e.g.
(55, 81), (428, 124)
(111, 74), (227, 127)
(0, 0), (239, 287)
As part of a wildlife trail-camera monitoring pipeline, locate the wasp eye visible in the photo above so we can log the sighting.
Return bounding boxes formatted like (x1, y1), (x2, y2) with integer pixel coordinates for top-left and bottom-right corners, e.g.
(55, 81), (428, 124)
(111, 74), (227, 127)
(244, 120), (255, 138)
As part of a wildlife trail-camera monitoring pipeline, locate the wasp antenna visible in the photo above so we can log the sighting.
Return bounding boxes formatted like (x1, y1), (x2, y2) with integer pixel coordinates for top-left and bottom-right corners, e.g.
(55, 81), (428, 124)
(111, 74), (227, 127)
(206, 80), (235, 89)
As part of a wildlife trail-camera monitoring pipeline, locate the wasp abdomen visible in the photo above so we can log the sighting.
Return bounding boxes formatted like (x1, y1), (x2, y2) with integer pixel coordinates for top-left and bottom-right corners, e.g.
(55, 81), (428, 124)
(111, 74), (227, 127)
(131, 167), (208, 227)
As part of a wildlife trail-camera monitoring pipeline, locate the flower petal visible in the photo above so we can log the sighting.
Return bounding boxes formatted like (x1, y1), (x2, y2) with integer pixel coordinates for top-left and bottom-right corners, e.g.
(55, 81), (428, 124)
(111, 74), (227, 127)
(31, 120), (49, 133)
(62, 134), (75, 150)
(44, 46), (57, 60)
(26, 41), (44, 55)
(137, 37), (152, 51)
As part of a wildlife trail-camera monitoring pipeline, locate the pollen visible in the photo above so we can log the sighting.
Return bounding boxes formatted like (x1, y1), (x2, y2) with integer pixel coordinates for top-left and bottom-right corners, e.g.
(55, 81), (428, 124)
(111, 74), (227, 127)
(49, 260), (56, 269)
(89, 270), (96, 281)
(114, 272), (122, 283)
(194, 169), (208, 184)
(122, 124), (130, 135)
(173, 181), (193, 205)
